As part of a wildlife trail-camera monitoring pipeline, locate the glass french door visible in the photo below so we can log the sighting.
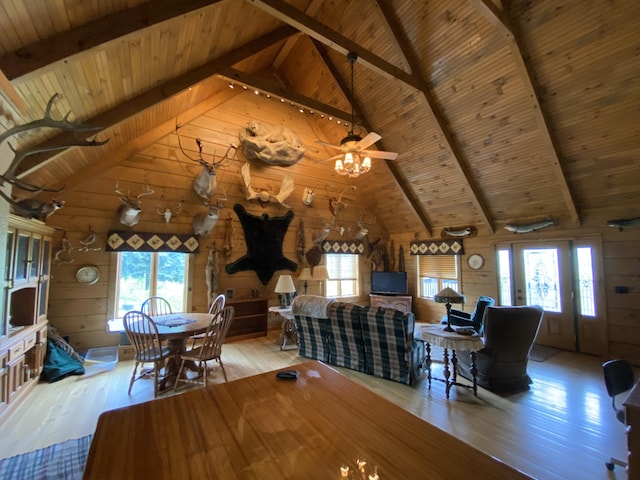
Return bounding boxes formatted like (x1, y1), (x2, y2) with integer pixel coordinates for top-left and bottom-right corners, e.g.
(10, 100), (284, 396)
(497, 240), (604, 354)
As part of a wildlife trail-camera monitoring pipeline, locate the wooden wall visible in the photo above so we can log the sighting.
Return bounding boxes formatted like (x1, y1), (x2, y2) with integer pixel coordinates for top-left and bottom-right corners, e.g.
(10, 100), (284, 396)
(46, 91), (384, 351)
(391, 209), (640, 362)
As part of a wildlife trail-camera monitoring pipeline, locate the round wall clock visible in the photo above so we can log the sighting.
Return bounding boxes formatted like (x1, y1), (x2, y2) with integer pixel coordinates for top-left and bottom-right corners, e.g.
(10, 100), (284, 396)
(467, 254), (484, 270)
(76, 265), (100, 285)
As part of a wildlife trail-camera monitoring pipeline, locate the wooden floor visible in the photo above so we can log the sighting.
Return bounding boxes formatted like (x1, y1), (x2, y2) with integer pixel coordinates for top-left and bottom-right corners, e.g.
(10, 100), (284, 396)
(0, 329), (629, 480)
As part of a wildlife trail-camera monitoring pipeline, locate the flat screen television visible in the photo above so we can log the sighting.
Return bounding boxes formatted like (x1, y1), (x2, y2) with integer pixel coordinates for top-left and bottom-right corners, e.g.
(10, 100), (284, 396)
(371, 271), (408, 295)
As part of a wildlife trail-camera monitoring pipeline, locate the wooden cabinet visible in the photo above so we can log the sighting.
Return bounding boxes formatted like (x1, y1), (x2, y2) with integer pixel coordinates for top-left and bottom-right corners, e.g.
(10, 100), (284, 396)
(369, 294), (412, 313)
(0, 215), (53, 421)
(225, 298), (268, 341)
(625, 383), (640, 477)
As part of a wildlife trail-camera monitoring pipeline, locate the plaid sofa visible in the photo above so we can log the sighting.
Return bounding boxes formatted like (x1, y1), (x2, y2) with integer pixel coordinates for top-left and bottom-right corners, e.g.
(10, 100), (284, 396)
(292, 295), (425, 385)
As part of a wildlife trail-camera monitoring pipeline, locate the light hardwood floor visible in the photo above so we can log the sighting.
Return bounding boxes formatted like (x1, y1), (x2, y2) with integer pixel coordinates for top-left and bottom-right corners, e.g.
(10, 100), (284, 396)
(0, 329), (629, 480)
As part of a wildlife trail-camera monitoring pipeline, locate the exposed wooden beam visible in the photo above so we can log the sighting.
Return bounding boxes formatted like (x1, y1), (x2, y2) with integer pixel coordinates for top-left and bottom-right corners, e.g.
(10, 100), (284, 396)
(247, 0), (420, 88)
(16, 26), (300, 178)
(377, 0), (496, 233)
(49, 89), (240, 195)
(216, 67), (352, 121)
(250, 0), (496, 233)
(1, 0), (222, 81)
(314, 41), (432, 236)
(370, 1), (412, 74)
(469, 0), (581, 225)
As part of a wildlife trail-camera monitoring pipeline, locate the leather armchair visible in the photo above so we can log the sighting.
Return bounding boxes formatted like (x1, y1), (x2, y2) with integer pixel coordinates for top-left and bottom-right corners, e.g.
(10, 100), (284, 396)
(457, 305), (544, 392)
(442, 295), (494, 334)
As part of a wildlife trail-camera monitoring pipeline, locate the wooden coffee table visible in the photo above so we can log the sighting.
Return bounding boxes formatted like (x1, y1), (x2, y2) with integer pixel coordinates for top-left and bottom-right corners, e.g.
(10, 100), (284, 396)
(420, 324), (484, 398)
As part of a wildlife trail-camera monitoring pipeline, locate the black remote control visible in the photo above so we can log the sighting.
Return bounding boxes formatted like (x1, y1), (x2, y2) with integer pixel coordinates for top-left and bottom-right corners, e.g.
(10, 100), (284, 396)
(276, 369), (299, 380)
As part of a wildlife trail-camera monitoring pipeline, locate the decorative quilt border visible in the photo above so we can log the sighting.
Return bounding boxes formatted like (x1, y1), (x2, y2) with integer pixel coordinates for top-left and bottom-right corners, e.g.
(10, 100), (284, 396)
(409, 239), (464, 255)
(322, 240), (365, 254)
(106, 231), (200, 253)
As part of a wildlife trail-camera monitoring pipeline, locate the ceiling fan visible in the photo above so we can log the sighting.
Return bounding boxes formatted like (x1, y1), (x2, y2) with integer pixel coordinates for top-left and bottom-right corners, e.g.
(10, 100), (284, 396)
(316, 52), (398, 178)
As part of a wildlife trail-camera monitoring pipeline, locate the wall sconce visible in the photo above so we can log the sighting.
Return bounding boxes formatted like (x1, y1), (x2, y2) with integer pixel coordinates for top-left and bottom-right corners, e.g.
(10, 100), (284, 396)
(275, 274), (296, 308)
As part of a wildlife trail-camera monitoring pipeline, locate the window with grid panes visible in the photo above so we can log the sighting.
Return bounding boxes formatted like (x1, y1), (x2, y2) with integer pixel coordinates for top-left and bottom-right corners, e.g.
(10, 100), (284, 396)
(417, 255), (459, 298)
(325, 254), (359, 298)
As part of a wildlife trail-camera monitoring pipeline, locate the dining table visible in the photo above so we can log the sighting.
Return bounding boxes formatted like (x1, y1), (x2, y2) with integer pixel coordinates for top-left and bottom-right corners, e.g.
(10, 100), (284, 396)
(83, 360), (532, 479)
(151, 312), (213, 389)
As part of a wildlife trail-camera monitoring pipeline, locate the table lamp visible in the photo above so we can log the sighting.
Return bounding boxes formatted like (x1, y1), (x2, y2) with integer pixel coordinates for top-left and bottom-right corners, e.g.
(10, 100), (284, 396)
(312, 265), (330, 297)
(298, 267), (313, 294)
(275, 274), (296, 308)
(434, 287), (465, 332)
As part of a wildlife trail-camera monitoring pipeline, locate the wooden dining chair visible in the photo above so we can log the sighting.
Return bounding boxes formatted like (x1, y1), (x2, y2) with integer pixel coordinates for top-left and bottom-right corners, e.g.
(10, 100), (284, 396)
(189, 293), (226, 349)
(123, 310), (172, 397)
(141, 296), (172, 316)
(175, 306), (235, 390)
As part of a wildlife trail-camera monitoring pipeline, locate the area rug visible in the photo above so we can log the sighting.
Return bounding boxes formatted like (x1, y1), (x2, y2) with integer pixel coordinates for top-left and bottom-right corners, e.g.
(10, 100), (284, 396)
(0, 435), (92, 480)
(530, 344), (561, 362)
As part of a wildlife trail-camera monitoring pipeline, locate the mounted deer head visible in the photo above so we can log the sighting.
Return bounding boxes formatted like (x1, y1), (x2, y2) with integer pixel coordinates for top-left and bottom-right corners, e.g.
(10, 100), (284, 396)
(302, 187), (315, 206)
(175, 121), (236, 199)
(0, 93), (108, 196)
(312, 216), (335, 246)
(115, 182), (154, 227)
(192, 190), (227, 237)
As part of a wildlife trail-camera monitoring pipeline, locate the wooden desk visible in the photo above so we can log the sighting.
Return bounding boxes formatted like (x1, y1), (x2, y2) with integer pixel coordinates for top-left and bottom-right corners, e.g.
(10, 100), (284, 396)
(83, 361), (531, 479)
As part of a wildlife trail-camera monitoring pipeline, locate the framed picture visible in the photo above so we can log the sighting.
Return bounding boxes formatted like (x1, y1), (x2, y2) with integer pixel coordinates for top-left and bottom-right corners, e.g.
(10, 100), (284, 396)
(224, 288), (235, 300)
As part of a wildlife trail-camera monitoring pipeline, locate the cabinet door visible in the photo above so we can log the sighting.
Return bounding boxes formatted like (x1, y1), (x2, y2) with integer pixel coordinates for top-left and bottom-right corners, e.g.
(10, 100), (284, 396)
(7, 355), (26, 403)
(1, 230), (14, 338)
(37, 237), (52, 321)
(14, 232), (30, 285)
(0, 351), (8, 415)
(29, 234), (42, 280)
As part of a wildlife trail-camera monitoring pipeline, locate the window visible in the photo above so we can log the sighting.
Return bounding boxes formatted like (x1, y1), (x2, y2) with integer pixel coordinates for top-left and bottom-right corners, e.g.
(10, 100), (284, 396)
(115, 251), (189, 317)
(325, 254), (358, 298)
(417, 255), (458, 298)
(497, 248), (513, 306)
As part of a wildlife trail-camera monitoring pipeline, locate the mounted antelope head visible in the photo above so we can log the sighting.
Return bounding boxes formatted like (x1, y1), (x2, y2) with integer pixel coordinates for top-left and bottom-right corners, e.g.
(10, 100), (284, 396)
(192, 190), (227, 237)
(115, 182), (154, 227)
(156, 201), (182, 224)
(175, 121), (236, 199)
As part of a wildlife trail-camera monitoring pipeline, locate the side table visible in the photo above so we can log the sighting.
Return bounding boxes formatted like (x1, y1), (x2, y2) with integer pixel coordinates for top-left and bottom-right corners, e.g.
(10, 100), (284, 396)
(269, 306), (298, 350)
(420, 324), (484, 398)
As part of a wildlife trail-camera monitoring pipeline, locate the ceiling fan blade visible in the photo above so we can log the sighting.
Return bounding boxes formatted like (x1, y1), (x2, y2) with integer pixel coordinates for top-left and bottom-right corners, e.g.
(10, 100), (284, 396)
(315, 140), (343, 150)
(314, 154), (344, 164)
(362, 150), (398, 160)
(357, 132), (382, 150)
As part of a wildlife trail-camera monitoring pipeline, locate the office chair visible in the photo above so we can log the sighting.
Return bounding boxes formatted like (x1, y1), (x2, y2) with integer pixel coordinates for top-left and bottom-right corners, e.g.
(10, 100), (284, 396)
(602, 359), (635, 471)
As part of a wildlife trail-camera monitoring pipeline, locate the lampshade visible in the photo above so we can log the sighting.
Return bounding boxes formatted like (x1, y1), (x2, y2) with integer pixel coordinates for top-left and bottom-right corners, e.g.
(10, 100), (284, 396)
(433, 287), (465, 304)
(298, 267), (313, 281)
(274, 274), (296, 293)
(312, 265), (330, 281)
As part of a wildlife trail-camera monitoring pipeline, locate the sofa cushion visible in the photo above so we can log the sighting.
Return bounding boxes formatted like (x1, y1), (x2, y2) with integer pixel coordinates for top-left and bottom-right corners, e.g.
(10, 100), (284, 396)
(360, 306), (421, 384)
(326, 303), (366, 372)
(291, 295), (334, 362)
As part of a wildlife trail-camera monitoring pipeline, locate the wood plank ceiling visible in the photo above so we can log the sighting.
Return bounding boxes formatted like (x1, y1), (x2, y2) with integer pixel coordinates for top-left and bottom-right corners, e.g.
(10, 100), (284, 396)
(0, 0), (638, 236)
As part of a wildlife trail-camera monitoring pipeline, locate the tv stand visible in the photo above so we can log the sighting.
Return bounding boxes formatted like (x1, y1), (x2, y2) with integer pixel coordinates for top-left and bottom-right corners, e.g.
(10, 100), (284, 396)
(369, 294), (412, 314)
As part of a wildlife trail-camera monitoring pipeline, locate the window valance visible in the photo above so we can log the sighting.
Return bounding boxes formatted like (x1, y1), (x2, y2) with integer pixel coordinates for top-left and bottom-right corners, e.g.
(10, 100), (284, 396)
(106, 231), (200, 253)
(410, 239), (464, 256)
(322, 240), (365, 255)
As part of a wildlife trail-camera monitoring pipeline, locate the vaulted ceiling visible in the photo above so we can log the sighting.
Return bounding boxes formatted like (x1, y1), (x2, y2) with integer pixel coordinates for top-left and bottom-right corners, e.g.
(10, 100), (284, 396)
(0, 0), (638, 236)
